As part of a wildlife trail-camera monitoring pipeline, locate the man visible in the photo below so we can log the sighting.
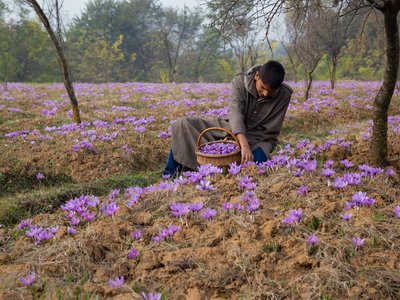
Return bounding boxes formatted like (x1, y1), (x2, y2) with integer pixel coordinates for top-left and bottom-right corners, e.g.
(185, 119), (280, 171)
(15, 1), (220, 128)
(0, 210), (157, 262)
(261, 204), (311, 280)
(163, 60), (293, 177)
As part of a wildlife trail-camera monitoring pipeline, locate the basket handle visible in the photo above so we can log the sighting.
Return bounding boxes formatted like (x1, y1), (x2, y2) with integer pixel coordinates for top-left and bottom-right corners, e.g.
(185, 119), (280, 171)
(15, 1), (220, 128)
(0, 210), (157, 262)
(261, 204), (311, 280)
(196, 127), (241, 149)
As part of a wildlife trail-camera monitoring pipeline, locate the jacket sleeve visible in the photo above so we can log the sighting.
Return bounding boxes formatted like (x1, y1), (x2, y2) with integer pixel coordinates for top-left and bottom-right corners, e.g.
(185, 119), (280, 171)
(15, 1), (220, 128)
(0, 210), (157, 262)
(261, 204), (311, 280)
(228, 76), (247, 135)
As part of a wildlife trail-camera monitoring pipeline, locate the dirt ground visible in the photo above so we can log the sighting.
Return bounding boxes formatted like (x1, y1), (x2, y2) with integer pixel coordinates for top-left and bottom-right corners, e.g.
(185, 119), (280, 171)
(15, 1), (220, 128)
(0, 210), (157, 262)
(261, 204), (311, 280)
(0, 81), (399, 299)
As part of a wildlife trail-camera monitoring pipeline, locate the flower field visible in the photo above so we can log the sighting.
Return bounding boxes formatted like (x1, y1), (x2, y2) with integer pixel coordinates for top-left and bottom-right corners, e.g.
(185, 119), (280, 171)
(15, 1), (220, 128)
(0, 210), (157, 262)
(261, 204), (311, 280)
(0, 81), (399, 299)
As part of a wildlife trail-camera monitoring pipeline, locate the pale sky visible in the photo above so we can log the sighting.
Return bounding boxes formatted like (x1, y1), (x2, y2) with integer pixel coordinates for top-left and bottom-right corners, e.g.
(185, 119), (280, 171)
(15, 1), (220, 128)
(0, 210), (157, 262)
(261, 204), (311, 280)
(62, 0), (201, 19)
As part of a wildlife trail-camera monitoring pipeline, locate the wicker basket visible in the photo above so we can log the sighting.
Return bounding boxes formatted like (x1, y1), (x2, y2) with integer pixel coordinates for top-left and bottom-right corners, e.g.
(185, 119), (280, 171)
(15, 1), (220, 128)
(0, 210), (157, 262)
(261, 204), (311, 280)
(195, 127), (241, 166)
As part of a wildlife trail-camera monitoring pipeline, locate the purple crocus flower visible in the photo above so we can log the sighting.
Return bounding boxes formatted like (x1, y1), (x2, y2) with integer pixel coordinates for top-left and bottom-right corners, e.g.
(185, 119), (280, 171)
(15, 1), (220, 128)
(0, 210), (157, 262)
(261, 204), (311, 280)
(36, 172), (45, 180)
(170, 202), (190, 217)
(223, 202), (234, 211)
(141, 292), (162, 300)
(108, 189), (120, 200)
(238, 176), (254, 190)
(242, 190), (257, 202)
(67, 226), (77, 234)
(69, 216), (81, 226)
(101, 201), (119, 217)
(17, 219), (32, 229)
(393, 205), (400, 219)
(196, 180), (216, 191)
(306, 233), (319, 245)
(130, 230), (142, 240)
(20, 272), (36, 286)
(340, 213), (352, 221)
(296, 185), (308, 196)
(352, 236), (365, 248)
(202, 208), (217, 220)
(282, 208), (303, 225)
(321, 168), (335, 177)
(323, 160), (335, 168)
(108, 276), (124, 288)
(228, 162), (241, 175)
(386, 168), (396, 177)
(293, 169), (304, 177)
(247, 199), (260, 213)
(189, 202), (203, 212)
(340, 159), (354, 168)
(332, 177), (348, 189)
(128, 248), (139, 259)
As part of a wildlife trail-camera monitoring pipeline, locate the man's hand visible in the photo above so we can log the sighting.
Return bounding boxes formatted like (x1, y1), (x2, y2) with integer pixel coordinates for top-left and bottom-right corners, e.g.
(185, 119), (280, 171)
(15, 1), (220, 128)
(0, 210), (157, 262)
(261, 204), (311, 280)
(236, 133), (253, 164)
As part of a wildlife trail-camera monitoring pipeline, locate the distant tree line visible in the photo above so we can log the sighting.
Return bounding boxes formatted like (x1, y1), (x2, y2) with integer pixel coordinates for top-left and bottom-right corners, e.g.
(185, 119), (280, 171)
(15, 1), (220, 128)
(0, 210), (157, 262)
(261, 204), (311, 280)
(0, 0), (391, 84)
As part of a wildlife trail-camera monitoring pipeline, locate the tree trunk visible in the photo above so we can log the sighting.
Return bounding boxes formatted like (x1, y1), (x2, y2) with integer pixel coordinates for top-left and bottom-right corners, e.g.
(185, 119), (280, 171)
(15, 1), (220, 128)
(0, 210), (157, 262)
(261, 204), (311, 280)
(330, 55), (337, 90)
(25, 0), (81, 123)
(371, 6), (399, 165)
(305, 71), (313, 100)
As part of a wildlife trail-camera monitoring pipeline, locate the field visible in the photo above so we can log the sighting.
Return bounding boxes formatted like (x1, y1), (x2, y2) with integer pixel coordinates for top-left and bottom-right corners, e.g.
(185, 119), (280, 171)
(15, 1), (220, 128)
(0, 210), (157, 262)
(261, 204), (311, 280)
(0, 81), (399, 299)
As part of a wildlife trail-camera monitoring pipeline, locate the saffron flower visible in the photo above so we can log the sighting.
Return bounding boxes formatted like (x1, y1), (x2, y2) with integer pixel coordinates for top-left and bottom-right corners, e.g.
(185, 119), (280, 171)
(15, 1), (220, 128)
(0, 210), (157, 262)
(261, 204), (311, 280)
(332, 177), (348, 189)
(228, 162), (241, 175)
(247, 198), (260, 213)
(128, 248), (139, 259)
(323, 160), (335, 168)
(189, 202), (203, 212)
(101, 201), (119, 216)
(130, 230), (142, 240)
(394, 205), (400, 219)
(17, 219), (32, 229)
(238, 176), (255, 190)
(223, 202), (234, 211)
(170, 202), (190, 217)
(36, 172), (45, 180)
(282, 208), (302, 225)
(67, 226), (77, 234)
(296, 185), (308, 196)
(202, 208), (217, 220)
(108, 276), (124, 288)
(20, 272), (36, 286)
(340, 213), (352, 221)
(340, 159), (354, 168)
(321, 168), (335, 177)
(152, 224), (181, 242)
(108, 189), (120, 200)
(352, 236), (365, 249)
(141, 292), (162, 300)
(196, 180), (216, 191)
(306, 233), (319, 245)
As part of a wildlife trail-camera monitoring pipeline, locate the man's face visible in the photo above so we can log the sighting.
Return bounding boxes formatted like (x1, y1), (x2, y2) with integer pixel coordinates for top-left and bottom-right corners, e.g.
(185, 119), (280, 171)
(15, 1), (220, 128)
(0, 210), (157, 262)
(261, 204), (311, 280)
(255, 71), (277, 98)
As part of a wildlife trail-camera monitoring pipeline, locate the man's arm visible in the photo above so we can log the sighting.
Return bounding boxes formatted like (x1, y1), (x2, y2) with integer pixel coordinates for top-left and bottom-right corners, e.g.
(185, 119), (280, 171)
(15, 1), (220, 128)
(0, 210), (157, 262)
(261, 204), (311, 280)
(236, 133), (253, 164)
(228, 75), (253, 164)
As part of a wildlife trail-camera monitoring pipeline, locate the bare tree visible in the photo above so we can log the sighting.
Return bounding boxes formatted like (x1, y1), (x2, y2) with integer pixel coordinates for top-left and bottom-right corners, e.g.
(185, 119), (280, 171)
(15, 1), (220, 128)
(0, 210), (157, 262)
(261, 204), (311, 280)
(315, 7), (355, 89)
(205, 0), (400, 166)
(23, 0), (81, 123)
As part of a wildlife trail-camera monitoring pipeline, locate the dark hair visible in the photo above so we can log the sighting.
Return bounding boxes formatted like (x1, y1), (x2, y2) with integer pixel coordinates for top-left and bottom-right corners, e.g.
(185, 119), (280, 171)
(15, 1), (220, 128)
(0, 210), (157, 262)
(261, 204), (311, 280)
(259, 60), (285, 90)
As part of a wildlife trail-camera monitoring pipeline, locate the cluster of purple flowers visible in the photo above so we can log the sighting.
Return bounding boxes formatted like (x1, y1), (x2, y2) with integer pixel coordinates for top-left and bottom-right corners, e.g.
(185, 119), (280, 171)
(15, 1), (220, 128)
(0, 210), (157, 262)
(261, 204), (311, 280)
(61, 195), (99, 230)
(282, 208), (303, 225)
(198, 142), (238, 155)
(125, 186), (144, 207)
(72, 140), (96, 152)
(23, 224), (59, 245)
(152, 224), (181, 243)
(344, 191), (375, 209)
(238, 176), (257, 190)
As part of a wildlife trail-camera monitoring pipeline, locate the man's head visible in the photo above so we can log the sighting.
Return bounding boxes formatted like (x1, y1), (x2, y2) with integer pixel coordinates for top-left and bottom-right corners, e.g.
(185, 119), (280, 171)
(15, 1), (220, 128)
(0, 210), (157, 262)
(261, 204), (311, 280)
(254, 60), (285, 98)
